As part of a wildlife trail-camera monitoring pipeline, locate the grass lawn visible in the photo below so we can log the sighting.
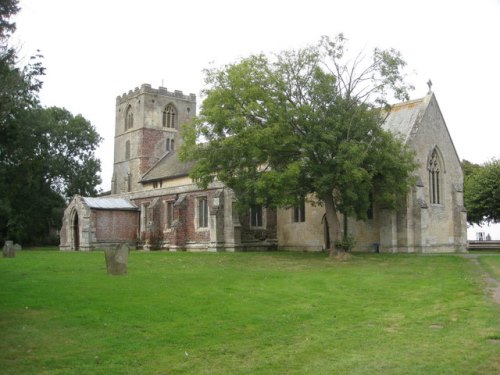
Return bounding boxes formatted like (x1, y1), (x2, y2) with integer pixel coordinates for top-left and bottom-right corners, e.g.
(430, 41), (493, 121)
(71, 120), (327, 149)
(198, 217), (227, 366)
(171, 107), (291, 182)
(1, 250), (499, 374)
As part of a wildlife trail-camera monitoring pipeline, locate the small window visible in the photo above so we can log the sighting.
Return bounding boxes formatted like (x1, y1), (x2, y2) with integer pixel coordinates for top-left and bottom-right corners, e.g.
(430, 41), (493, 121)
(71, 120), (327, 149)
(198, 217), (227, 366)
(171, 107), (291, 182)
(166, 201), (174, 228)
(153, 181), (162, 189)
(165, 138), (175, 152)
(125, 140), (130, 160)
(250, 205), (263, 227)
(162, 104), (177, 128)
(126, 173), (131, 192)
(197, 197), (208, 228)
(292, 199), (305, 223)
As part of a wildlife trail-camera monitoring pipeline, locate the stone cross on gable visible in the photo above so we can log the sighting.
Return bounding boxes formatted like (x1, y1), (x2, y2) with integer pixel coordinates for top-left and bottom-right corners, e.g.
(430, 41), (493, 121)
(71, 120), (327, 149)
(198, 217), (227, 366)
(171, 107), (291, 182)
(427, 79), (433, 93)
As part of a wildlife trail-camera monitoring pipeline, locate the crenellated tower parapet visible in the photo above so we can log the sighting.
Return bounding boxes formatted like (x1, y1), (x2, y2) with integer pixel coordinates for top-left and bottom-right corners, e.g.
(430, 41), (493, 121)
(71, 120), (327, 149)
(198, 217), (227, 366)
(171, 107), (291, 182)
(116, 83), (197, 104)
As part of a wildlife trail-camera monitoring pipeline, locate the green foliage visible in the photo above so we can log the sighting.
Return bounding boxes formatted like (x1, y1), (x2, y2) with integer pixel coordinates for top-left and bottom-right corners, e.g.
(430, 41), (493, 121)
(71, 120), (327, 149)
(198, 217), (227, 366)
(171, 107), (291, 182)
(464, 158), (500, 225)
(1, 251), (499, 374)
(461, 159), (481, 179)
(0, 2), (102, 244)
(334, 233), (357, 252)
(181, 35), (417, 245)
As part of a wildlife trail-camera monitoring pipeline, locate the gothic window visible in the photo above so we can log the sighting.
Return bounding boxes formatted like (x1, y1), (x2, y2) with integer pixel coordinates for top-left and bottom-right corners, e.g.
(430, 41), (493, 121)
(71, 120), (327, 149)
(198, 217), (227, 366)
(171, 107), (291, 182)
(292, 198), (305, 223)
(197, 197), (208, 228)
(165, 201), (174, 229)
(125, 140), (130, 160)
(125, 105), (133, 130)
(429, 149), (441, 204)
(250, 205), (264, 228)
(162, 104), (177, 128)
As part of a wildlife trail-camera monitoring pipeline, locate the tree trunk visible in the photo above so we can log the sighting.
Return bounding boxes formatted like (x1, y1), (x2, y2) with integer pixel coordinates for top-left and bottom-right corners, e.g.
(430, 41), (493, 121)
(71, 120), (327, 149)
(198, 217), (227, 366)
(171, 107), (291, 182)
(321, 193), (341, 256)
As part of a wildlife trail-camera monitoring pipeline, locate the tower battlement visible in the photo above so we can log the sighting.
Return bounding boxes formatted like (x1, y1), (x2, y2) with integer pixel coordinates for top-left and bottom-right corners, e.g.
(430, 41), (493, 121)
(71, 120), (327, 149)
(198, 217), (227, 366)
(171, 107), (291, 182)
(116, 83), (196, 104)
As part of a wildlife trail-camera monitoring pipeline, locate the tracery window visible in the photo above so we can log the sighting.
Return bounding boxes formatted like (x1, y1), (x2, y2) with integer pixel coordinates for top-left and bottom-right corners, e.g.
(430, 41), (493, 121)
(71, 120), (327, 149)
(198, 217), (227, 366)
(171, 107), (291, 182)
(162, 104), (177, 128)
(429, 149), (441, 204)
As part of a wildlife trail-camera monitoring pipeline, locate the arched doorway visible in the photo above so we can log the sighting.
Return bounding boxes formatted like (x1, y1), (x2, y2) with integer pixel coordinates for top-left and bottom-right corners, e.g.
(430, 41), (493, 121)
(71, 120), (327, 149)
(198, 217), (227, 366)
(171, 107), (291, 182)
(73, 212), (80, 250)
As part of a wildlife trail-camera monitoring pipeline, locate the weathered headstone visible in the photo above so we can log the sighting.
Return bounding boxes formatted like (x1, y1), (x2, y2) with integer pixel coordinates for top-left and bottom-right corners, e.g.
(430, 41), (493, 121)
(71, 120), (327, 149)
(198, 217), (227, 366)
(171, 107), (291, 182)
(13, 243), (22, 251)
(3, 241), (15, 258)
(104, 243), (129, 275)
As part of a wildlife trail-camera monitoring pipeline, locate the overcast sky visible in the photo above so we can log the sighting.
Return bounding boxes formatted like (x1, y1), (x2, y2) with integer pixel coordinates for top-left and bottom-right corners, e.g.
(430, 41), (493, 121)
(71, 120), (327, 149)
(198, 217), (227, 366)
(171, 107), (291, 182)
(12, 0), (500, 196)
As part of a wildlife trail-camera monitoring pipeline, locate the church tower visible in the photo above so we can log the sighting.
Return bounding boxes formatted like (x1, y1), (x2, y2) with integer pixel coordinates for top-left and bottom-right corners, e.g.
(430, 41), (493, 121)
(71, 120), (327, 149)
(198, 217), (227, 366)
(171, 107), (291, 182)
(111, 84), (196, 194)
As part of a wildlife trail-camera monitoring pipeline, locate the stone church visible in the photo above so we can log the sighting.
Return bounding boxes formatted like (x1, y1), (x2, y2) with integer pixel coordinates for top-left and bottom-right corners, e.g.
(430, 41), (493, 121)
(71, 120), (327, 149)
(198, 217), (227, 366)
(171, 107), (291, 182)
(59, 83), (467, 253)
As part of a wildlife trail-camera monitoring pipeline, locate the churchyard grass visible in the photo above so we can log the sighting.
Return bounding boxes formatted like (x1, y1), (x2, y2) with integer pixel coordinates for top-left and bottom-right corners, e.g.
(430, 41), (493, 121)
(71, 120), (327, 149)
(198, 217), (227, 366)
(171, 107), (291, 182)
(1, 250), (499, 374)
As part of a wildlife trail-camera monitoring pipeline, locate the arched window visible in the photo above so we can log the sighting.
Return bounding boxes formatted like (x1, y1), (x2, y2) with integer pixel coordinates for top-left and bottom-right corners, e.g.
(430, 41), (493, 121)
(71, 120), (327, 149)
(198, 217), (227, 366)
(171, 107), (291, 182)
(125, 140), (130, 160)
(125, 105), (133, 130)
(428, 149), (441, 204)
(162, 104), (177, 128)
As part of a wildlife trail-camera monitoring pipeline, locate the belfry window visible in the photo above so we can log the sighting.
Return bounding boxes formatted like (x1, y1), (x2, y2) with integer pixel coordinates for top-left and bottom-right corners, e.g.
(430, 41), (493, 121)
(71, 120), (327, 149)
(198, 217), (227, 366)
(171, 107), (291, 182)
(125, 105), (133, 130)
(429, 149), (441, 204)
(162, 104), (177, 128)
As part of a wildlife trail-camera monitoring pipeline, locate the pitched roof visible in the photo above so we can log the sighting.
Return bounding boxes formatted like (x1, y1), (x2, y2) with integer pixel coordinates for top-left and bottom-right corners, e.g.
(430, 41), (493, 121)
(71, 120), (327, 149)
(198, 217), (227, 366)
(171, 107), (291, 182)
(382, 93), (431, 143)
(140, 150), (195, 182)
(82, 197), (138, 210)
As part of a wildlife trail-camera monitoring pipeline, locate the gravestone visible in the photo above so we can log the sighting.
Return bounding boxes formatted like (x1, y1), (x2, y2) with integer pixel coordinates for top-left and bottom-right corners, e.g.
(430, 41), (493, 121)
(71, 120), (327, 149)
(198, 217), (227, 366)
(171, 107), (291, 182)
(104, 243), (129, 275)
(3, 241), (15, 258)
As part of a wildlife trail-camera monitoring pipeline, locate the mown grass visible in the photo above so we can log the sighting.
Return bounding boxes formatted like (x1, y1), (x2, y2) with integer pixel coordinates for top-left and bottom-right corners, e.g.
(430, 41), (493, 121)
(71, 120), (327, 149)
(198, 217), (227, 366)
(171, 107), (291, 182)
(1, 250), (499, 374)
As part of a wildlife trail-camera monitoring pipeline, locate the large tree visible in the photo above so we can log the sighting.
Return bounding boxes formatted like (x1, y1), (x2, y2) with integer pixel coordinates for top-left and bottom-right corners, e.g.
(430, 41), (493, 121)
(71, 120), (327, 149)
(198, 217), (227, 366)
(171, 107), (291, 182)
(0, 1), (102, 244)
(464, 159), (500, 225)
(181, 35), (416, 255)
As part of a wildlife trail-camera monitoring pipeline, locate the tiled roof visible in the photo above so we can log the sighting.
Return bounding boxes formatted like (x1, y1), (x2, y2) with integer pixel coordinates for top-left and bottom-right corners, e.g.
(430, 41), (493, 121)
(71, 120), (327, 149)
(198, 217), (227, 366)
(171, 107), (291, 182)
(82, 197), (138, 210)
(140, 150), (195, 182)
(382, 94), (431, 143)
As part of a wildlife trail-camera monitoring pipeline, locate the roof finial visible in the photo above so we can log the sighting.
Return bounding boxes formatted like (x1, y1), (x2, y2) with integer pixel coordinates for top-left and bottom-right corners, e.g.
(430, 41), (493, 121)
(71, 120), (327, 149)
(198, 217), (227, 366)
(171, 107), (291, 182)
(427, 79), (433, 94)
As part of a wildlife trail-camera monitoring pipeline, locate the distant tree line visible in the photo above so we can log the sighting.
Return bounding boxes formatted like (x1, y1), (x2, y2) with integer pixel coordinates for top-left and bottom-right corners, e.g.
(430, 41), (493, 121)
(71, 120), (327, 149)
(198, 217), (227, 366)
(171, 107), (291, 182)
(0, 0), (102, 245)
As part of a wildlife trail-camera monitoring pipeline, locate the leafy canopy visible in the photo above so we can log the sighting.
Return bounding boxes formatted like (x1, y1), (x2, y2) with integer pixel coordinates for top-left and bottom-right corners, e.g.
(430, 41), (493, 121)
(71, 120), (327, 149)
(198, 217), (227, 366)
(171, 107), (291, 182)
(0, 0), (102, 244)
(181, 35), (417, 246)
